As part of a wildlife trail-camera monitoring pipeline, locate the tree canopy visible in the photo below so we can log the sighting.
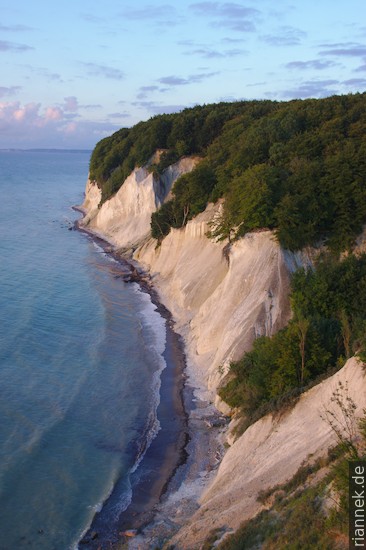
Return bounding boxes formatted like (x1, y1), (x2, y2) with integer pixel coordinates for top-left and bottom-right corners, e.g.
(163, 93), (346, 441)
(90, 93), (366, 252)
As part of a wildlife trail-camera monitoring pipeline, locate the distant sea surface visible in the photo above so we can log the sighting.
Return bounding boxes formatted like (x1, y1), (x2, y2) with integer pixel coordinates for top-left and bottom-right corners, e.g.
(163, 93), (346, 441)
(0, 150), (166, 549)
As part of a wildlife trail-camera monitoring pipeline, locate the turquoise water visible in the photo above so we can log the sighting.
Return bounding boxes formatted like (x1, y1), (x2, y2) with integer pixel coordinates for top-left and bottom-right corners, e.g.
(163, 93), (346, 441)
(0, 150), (166, 549)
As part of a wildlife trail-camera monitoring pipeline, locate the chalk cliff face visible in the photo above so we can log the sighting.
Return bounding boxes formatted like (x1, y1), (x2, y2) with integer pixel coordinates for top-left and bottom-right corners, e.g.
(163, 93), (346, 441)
(80, 157), (198, 249)
(169, 357), (366, 548)
(80, 160), (313, 401)
(81, 158), (366, 548)
(134, 220), (304, 401)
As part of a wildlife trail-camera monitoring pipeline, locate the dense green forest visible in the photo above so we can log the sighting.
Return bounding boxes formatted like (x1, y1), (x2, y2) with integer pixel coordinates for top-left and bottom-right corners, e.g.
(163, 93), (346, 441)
(90, 93), (366, 252)
(89, 100), (275, 202)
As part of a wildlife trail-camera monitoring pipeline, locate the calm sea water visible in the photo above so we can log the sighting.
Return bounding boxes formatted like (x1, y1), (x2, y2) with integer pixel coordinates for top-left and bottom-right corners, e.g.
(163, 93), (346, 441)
(0, 150), (166, 549)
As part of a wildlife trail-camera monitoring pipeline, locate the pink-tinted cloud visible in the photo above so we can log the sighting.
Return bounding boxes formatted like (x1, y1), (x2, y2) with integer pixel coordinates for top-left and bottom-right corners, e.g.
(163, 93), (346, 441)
(4, 102), (41, 124)
(62, 121), (78, 134)
(45, 106), (63, 121)
(0, 101), (120, 148)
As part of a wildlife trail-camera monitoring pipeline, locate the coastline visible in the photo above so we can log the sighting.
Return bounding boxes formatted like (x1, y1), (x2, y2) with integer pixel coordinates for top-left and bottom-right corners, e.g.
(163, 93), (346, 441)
(73, 211), (228, 549)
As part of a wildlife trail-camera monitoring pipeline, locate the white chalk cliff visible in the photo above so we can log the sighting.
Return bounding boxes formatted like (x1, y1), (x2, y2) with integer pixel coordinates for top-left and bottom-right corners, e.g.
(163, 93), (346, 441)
(80, 157), (198, 249)
(169, 356), (366, 549)
(134, 216), (305, 401)
(80, 158), (366, 548)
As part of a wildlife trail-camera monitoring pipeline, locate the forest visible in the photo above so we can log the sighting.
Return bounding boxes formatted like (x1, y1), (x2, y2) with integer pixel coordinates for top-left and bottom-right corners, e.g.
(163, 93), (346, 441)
(90, 93), (366, 253)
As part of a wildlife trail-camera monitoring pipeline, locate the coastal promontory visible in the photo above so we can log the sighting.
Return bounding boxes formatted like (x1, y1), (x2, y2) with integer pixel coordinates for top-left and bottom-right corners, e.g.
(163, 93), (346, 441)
(81, 94), (366, 549)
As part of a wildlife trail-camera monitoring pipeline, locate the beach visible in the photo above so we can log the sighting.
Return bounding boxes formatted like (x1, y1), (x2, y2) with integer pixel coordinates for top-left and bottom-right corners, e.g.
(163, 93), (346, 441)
(75, 221), (228, 549)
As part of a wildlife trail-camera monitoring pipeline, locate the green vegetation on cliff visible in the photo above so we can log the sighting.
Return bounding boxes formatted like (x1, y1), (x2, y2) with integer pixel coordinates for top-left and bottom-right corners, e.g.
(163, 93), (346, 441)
(219, 253), (366, 431)
(89, 101), (275, 203)
(90, 93), (366, 252)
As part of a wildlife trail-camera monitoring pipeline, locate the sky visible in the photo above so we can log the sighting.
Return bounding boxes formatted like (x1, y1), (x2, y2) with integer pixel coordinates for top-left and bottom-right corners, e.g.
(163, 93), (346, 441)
(1, 0), (366, 149)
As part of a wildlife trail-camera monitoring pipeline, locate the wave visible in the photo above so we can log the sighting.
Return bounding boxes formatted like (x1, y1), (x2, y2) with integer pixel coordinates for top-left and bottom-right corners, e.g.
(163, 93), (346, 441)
(119, 284), (167, 484)
(73, 282), (169, 548)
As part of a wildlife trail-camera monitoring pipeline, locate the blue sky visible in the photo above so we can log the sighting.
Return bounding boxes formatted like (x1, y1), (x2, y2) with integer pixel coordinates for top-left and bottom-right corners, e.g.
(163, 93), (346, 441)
(1, 0), (366, 149)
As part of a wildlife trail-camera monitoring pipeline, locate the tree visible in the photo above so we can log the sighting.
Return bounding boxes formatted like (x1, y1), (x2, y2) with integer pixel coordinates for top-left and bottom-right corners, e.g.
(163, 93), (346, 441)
(296, 317), (310, 386)
(339, 309), (352, 359)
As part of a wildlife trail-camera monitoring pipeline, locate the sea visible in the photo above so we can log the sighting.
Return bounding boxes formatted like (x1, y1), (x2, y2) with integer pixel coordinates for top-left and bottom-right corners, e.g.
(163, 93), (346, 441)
(0, 150), (167, 549)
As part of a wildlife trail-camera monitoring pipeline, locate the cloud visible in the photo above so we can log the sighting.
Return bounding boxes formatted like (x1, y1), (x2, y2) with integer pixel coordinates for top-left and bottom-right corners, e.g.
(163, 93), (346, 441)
(0, 40), (33, 52)
(222, 37), (246, 44)
(319, 42), (366, 57)
(158, 76), (189, 86)
(246, 81), (266, 88)
(279, 79), (340, 99)
(191, 2), (258, 19)
(178, 39), (206, 47)
(131, 100), (187, 115)
(120, 4), (183, 26)
(79, 13), (105, 24)
(186, 47), (224, 58)
(285, 60), (336, 70)
(45, 106), (63, 121)
(82, 62), (125, 80)
(0, 102), (66, 128)
(277, 75), (366, 100)
(81, 103), (103, 110)
(179, 37), (247, 58)
(343, 78), (366, 87)
(157, 71), (219, 87)
(0, 24), (33, 32)
(27, 66), (63, 82)
(108, 112), (131, 119)
(121, 4), (176, 19)
(136, 85), (161, 99)
(262, 26), (307, 46)
(190, 2), (260, 32)
(0, 86), (21, 98)
(0, 102), (41, 127)
(0, 100), (120, 148)
(61, 96), (104, 113)
(183, 46), (246, 58)
(63, 96), (79, 112)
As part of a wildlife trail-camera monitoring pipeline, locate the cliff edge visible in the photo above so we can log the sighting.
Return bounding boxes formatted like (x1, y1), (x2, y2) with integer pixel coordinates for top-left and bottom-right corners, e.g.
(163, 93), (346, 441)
(79, 157), (198, 249)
